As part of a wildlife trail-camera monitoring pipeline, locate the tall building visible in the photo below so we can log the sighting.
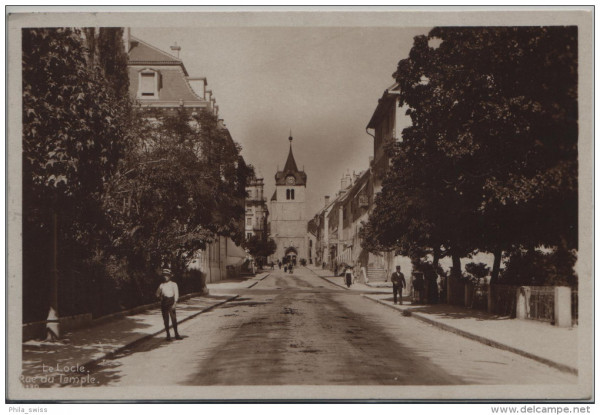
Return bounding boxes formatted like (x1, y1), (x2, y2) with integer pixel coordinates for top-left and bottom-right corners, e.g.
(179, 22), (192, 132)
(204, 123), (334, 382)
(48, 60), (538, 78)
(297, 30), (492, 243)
(245, 175), (269, 240)
(125, 31), (247, 282)
(269, 134), (308, 264)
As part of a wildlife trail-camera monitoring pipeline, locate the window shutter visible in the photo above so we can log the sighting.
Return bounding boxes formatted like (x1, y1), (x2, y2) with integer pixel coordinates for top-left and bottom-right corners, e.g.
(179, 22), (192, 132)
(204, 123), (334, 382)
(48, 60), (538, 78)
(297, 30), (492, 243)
(140, 72), (155, 96)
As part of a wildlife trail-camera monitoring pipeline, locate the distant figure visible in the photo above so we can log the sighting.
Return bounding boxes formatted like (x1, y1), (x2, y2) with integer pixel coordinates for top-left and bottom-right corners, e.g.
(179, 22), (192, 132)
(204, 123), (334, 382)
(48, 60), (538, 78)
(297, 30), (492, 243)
(413, 272), (425, 305)
(155, 268), (182, 341)
(334, 263), (339, 277)
(288, 263), (294, 274)
(391, 265), (406, 305)
(270, 262), (275, 270)
(344, 265), (353, 288)
(361, 265), (369, 284)
(284, 264), (288, 273)
(322, 262), (326, 269)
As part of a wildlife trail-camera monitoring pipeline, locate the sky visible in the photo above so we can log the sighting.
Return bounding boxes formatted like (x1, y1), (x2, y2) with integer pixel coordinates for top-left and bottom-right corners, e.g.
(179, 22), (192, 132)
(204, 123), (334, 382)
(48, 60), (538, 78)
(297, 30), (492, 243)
(132, 26), (430, 217)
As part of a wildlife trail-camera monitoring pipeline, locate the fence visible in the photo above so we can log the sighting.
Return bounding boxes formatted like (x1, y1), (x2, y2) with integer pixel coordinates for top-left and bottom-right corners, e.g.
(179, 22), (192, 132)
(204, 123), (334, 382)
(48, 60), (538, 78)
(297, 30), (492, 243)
(471, 283), (489, 310)
(490, 284), (518, 317)
(525, 286), (555, 323)
(443, 279), (576, 327)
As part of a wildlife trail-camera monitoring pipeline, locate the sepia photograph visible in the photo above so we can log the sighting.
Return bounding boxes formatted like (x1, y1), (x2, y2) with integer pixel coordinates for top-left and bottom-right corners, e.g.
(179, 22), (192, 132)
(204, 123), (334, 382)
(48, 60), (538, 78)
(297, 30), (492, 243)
(6, 6), (594, 403)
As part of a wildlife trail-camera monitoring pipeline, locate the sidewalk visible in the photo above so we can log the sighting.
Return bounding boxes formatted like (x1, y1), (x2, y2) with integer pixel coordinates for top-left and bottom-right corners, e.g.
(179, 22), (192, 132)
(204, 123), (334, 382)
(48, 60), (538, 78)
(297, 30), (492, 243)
(363, 293), (578, 375)
(310, 266), (578, 374)
(308, 267), (390, 293)
(22, 272), (270, 381)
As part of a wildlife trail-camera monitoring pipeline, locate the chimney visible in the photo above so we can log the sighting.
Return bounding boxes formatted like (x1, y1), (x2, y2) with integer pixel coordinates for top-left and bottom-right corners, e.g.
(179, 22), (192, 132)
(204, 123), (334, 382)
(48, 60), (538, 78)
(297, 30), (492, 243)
(170, 42), (181, 58)
(324, 195), (330, 207)
(123, 27), (131, 53)
(341, 172), (352, 190)
(205, 89), (212, 103)
(214, 105), (219, 117)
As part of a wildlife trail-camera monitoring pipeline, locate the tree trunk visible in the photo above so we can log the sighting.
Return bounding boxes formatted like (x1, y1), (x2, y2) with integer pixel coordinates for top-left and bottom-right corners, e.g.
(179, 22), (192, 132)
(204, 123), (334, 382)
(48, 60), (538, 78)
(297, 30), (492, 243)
(432, 245), (440, 269)
(491, 248), (502, 284)
(451, 252), (462, 278)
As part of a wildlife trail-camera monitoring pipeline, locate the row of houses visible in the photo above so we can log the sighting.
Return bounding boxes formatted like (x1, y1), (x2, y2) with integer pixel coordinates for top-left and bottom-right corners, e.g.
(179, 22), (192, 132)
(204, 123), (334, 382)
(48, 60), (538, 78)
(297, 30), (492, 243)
(125, 31), (249, 283)
(308, 82), (414, 284)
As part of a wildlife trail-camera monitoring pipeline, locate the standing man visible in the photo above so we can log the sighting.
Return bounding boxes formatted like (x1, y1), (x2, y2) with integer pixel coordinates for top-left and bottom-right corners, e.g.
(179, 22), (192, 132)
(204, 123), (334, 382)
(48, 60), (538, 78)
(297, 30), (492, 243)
(391, 265), (406, 305)
(156, 268), (182, 341)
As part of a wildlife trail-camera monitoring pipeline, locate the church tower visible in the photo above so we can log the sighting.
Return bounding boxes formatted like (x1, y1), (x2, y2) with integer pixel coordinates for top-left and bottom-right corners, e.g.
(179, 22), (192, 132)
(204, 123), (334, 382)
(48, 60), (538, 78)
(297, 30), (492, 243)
(269, 133), (308, 265)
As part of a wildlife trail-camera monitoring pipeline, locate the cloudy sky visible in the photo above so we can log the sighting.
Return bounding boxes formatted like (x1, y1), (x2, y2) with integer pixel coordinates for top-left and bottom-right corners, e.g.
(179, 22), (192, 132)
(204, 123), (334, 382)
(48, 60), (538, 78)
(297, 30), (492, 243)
(132, 25), (429, 216)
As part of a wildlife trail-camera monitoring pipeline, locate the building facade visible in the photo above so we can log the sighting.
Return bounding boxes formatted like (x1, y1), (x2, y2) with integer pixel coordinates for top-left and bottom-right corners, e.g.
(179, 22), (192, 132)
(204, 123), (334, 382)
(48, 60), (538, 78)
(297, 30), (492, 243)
(126, 31), (247, 283)
(309, 82), (413, 283)
(269, 135), (308, 264)
(245, 176), (269, 240)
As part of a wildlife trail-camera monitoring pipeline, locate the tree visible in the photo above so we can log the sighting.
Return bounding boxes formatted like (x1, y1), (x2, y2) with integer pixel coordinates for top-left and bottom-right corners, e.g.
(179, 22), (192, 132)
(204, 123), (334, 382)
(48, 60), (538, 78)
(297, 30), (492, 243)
(22, 28), (129, 328)
(105, 107), (252, 279)
(363, 26), (577, 286)
(243, 234), (277, 265)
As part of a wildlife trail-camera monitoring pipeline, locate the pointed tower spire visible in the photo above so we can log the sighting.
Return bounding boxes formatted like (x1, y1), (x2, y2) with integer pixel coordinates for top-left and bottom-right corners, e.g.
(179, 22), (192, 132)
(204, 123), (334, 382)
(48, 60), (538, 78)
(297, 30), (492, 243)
(284, 132), (299, 172)
(275, 131), (306, 186)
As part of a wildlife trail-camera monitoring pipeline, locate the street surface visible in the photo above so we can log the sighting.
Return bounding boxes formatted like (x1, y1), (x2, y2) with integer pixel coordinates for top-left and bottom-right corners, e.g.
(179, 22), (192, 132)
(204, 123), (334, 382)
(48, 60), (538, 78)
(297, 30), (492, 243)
(89, 267), (576, 386)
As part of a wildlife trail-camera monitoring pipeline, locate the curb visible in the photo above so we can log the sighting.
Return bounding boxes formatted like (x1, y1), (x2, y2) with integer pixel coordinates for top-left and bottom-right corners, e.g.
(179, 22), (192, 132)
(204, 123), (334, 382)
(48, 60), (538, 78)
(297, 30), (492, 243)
(247, 272), (271, 288)
(320, 276), (348, 290)
(305, 268), (347, 290)
(89, 290), (207, 328)
(70, 294), (240, 376)
(362, 295), (578, 376)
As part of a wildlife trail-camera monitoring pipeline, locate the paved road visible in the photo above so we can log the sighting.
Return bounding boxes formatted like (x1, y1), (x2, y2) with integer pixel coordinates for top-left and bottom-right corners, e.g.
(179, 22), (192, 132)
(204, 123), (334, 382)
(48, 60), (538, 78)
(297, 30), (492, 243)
(89, 267), (576, 386)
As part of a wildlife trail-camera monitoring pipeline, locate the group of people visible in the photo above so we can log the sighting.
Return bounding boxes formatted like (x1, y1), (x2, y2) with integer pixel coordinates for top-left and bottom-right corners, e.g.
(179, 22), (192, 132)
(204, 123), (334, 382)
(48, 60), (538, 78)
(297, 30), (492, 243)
(155, 260), (438, 341)
(331, 262), (432, 306)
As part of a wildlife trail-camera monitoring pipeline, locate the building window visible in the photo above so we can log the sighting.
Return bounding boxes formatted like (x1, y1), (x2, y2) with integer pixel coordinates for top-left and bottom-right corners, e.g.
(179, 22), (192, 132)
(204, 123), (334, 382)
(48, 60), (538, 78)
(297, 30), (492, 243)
(246, 217), (252, 226)
(138, 69), (159, 98)
(246, 233), (252, 239)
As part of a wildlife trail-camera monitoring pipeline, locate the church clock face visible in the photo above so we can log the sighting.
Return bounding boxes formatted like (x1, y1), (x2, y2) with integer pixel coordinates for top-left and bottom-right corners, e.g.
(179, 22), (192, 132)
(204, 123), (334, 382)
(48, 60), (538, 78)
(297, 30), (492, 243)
(286, 175), (296, 185)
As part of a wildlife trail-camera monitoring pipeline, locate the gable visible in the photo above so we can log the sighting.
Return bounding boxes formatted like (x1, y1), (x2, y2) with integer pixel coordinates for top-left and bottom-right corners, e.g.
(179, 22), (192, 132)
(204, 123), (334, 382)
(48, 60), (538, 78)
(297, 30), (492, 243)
(129, 36), (182, 65)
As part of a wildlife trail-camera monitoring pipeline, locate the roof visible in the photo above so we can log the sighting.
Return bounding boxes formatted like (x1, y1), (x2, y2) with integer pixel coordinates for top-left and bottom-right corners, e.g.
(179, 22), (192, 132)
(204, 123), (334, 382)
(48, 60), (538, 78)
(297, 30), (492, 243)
(274, 138), (307, 186)
(128, 36), (187, 72)
(283, 144), (299, 172)
(366, 82), (400, 130)
(307, 219), (318, 236)
(127, 36), (206, 104)
(271, 190), (277, 201)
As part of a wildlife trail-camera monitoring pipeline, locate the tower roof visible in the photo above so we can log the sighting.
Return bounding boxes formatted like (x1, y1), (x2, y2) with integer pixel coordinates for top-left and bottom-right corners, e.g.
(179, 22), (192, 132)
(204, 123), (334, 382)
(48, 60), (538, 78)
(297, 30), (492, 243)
(275, 134), (307, 186)
(283, 143), (299, 173)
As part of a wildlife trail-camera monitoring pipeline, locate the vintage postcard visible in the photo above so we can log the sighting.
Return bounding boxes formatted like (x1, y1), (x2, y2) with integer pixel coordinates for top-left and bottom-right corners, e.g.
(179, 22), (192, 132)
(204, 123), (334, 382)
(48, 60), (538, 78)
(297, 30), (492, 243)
(6, 6), (594, 402)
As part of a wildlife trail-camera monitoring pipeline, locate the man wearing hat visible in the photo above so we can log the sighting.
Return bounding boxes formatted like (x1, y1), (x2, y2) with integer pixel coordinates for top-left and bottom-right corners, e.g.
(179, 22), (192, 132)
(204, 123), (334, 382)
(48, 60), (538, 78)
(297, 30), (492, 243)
(391, 265), (406, 305)
(155, 268), (182, 341)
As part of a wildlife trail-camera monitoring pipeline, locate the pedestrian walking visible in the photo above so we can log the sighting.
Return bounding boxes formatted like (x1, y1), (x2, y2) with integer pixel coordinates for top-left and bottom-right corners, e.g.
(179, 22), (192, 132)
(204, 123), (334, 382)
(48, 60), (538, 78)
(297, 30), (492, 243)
(391, 265), (406, 305)
(155, 268), (182, 341)
(284, 264), (288, 273)
(288, 263), (294, 274)
(278, 261), (282, 269)
(344, 265), (353, 288)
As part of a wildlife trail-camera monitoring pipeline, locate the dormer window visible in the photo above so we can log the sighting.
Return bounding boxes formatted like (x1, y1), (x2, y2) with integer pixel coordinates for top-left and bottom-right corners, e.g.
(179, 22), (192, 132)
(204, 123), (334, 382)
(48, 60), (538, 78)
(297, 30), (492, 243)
(138, 69), (159, 99)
